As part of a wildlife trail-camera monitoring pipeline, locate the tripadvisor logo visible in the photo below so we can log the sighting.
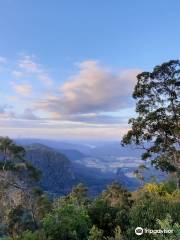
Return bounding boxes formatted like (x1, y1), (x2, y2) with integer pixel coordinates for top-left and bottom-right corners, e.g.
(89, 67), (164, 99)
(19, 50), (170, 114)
(135, 227), (143, 235)
(135, 227), (174, 236)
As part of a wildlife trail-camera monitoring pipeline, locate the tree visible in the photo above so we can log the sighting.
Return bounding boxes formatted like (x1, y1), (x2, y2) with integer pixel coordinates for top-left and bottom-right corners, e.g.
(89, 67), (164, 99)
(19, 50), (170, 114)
(0, 136), (41, 189)
(6, 205), (36, 238)
(114, 226), (123, 240)
(88, 226), (104, 240)
(133, 164), (148, 186)
(65, 183), (89, 205)
(43, 201), (91, 240)
(127, 182), (180, 240)
(0, 137), (44, 237)
(122, 60), (180, 187)
(88, 183), (132, 238)
(0, 137), (25, 171)
(157, 214), (180, 240)
(100, 182), (132, 208)
(88, 199), (119, 237)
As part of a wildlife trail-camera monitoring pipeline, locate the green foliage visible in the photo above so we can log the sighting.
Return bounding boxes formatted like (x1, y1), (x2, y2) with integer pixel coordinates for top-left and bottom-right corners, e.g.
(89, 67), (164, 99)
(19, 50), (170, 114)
(0, 137), (25, 172)
(2, 230), (47, 240)
(1, 180), (180, 240)
(100, 182), (132, 208)
(64, 183), (89, 205)
(0, 137), (180, 240)
(13, 230), (39, 240)
(88, 183), (132, 238)
(156, 214), (180, 240)
(0, 137), (51, 239)
(43, 201), (91, 240)
(127, 183), (180, 240)
(6, 204), (40, 238)
(88, 226), (104, 240)
(114, 226), (123, 240)
(133, 164), (148, 186)
(122, 60), (180, 186)
(0, 137), (41, 185)
(88, 225), (123, 240)
(88, 198), (119, 237)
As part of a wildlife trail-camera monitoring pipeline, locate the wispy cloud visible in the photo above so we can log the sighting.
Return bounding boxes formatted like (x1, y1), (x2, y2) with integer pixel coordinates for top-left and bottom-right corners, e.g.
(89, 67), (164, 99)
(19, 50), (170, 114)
(20, 108), (38, 120)
(19, 55), (39, 73)
(12, 82), (32, 96)
(17, 55), (53, 86)
(37, 73), (53, 86)
(0, 55), (140, 139)
(0, 105), (14, 119)
(0, 117), (129, 139)
(36, 60), (140, 123)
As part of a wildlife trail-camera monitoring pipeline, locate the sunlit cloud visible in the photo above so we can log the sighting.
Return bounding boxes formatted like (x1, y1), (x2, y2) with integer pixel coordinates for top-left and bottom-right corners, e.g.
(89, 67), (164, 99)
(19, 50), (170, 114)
(0, 56), (139, 139)
(19, 55), (39, 73)
(37, 73), (53, 86)
(12, 82), (32, 96)
(17, 55), (54, 86)
(0, 117), (129, 140)
(36, 60), (140, 123)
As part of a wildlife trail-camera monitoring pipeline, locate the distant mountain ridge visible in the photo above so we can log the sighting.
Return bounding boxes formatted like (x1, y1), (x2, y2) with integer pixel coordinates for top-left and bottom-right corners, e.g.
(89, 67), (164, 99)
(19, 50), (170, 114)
(25, 144), (76, 195)
(14, 139), (166, 195)
(22, 143), (139, 195)
(58, 149), (87, 161)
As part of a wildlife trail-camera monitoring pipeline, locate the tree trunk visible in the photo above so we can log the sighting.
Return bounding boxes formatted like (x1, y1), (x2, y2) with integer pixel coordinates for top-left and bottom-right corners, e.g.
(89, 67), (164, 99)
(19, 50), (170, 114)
(176, 171), (180, 189)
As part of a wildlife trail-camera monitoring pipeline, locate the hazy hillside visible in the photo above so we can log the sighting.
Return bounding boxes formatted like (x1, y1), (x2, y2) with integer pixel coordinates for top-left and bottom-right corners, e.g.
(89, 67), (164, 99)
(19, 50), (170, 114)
(13, 139), (167, 194)
(25, 144), (76, 195)
(23, 143), (139, 195)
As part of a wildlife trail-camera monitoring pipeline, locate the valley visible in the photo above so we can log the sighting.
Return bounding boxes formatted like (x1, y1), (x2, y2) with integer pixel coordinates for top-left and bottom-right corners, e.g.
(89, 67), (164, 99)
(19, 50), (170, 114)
(16, 139), (167, 196)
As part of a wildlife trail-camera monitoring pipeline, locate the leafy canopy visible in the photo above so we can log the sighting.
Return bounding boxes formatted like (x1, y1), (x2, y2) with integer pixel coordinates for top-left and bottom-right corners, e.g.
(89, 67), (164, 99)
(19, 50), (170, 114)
(122, 60), (180, 176)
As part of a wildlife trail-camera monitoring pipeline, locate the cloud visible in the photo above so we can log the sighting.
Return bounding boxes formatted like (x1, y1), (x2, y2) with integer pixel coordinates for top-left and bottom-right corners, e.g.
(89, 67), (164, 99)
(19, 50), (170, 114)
(17, 55), (53, 86)
(0, 54), (139, 139)
(12, 82), (32, 96)
(19, 55), (39, 73)
(43, 112), (128, 124)
(36, 60), (140, 122)
(0, 105), (14, 119)
(37, 73), (53, 86)
(66, 113), (127, 124)
(7, 95), (19, 101)
(0, 117), (129, 140)
(20, 108), (38, 120)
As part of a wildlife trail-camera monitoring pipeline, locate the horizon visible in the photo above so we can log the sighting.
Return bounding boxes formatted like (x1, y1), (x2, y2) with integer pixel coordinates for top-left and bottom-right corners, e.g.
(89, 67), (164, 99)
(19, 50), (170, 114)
(0, 0), (180, 139)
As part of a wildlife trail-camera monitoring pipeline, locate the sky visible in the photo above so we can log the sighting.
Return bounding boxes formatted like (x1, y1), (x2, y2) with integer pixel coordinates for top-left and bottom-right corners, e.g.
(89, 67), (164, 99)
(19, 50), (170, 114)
(0, 0), (180, 140)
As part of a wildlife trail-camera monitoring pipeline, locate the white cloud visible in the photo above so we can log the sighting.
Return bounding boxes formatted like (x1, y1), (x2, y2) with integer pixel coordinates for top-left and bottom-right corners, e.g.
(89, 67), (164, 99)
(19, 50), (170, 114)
(37, 73), (53, 86)
(7, 95), (19, 101)
(19, 55), (39, 73)
(36, 60), (140, 122)
(20, 108), (38, 120)
(17, 55), (54, 86)
(0, 105), (14, 119)
(0, 56), (140, 139)
(0, 118), (129, 140)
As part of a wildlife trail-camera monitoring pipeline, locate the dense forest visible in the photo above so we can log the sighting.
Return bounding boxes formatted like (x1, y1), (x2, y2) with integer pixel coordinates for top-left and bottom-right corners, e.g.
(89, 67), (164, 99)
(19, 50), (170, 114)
(0, 60), (179, 240)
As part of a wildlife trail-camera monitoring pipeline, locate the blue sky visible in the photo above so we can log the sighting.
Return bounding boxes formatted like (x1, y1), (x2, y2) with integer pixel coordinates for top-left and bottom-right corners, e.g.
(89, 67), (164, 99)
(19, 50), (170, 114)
(0, 0), (180, 140)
